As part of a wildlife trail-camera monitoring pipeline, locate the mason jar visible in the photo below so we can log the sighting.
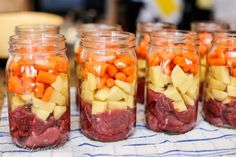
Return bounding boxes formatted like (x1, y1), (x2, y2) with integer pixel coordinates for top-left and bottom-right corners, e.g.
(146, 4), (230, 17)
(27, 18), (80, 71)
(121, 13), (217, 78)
(6, 32), (70, 148)
(74, 23), (122, 108)
(79, 31), (137, 141)
(203, 31), (236, 128)
(15, 24), (59, 35)
(146, 30), (199, 133)
(135, 22), (176, 103)
(191, 21), (229, 101)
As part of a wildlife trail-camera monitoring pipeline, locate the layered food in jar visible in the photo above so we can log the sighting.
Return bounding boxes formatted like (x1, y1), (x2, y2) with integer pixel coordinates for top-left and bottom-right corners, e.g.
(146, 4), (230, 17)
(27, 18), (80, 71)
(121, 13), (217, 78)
(135, 22), (176, 103)
(79, 31), (137, 141)
(74, 24), (122, 108)
(146, 30), (199, 133)
(191, 22), (229, 101)
(6, 33), (70, 148)
(203, 31), (236, 128)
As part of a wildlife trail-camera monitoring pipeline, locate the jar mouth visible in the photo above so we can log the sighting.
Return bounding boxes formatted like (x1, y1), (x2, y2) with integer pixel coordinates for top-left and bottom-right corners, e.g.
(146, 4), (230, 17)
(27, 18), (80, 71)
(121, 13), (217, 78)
(9, 33), (66, 55)
(137, 22), (176, 33)
(15, 24), (59, 35)
(151, 30), (197, 41)
(81, 31), (135, 49)
(213, 31), (236, 47)
(76, 23), (122, 36)
(191, 21), (229, 32)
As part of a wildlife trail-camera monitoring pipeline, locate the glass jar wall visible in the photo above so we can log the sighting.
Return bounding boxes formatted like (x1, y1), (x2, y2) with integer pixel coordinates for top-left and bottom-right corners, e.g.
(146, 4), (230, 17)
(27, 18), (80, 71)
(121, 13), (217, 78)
(146, 30), (199, 133)
(203, 31), (236, 128)
(191, 22), (229, 101)
(6, 32), (70, 148)
(135, 22), (176, 103)
(79, 31), (137, 141)
(74, 23), (122, 108)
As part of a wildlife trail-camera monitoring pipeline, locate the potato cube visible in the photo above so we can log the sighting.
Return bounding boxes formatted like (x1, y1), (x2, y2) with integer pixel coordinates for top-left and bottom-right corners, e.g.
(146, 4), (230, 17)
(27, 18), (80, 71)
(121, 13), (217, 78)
(138, 59), (146, 69)
(92, 100), (107, 115)
(230, 76), (236, 87)
(227, 85), (236, 97)
(171, 65), (188, 90)
(20, 93), (34, 103)
(11, 95), (25, 111)
(149, 66), (164, 88)
(148, 83), (164, 93)
(53, 106), (67, 120)
(164, 86), (182, 102)
(173, 100), (187, 112)
(138, 70), (146, 78)
(87, 73), (98, 91)
(49, 90), (66, 106)
(95, 88), (110, 101)
(211, 89), (228, 101)
(115, 80), (132, 94)
(32, 106), (51, 121)
(81, 90), (94, 104)
(32, 97), (56, 113)
(181, 93), (195, 106)
(126, 95), (134, 108)
(209, 66), (230, 84)
(208, 76), (227, 91)
(108, 86), (128, 101)
(108, 101), (127, 110)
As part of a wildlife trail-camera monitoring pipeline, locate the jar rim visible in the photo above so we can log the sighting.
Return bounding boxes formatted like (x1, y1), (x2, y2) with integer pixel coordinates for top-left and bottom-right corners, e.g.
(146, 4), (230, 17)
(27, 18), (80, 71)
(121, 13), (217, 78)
(191, 21), (229, 32)
(15, 24), (59, 34)
(150, 30), (197, 40)
(137, 21), (176, 33)
(9, 33), (66, 55)
(76, 23), (122, 35)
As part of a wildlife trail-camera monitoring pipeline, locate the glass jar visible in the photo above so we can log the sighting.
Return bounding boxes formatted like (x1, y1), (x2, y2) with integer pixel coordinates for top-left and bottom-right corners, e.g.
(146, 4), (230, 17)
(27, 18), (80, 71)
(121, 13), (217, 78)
(191, 22), (229, 101)
(135, 22), (176, 103)
(146, 30), (199, 133)
(74, 23), (122, 108)
(203, 31), (236, 128)
(6, 33), (70, 148)
(79, 31), (137, 141)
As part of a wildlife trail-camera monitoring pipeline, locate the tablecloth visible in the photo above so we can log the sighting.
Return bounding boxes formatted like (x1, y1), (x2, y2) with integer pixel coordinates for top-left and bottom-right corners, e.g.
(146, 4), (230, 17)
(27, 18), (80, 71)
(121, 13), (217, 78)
(0, 88), (236, 157)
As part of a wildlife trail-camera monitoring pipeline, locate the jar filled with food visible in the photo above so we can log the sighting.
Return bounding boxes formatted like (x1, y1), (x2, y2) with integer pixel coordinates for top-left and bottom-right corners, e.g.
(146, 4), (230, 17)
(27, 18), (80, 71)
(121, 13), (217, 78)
(79, 31), (137, 141)
(146, 30), (199, 133)
(191, 22), (229, 101)
(135, 22), (176, 103)
(6, 31), (70, 148)
(203, 31), (236, 128)
(74, 23), (122, 107)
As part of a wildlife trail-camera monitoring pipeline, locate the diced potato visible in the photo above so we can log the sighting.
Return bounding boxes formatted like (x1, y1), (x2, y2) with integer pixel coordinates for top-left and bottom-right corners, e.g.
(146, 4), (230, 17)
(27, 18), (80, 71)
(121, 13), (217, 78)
(186, 75), (199, 99)
(149, 66), (164, 88)
(211, 89), (228, 101)
(51, 74), (69, 97)
(32, 106), (51, 121)
(223, 96), (233, 104)
(92, 100), (107, 115)
(20, 93), (34, 103)
(108, 86), (128, 101)
(53, 106), (67, 120)
(230, 76), (236, 87)
(164, 86), (182, 102)
(201, 57), (206, 66)
(11, 95), (25, 111)
(115, 80), (132, 94)
(81, 90), (94, 104)
(208, 76), (227, 91)
(108, 101), (127, 110)
(205, 88), (214, 100)
(138, 59), (146, 69)
(178, 74), (193, 94)
(95, 88), (110, 101)
(171, 65), (188, 90)
(87, 73), (98, 91)
(200, 66), (206, 82)
(32, 97), (56, 113)
(148, 83), (164, 93)
(138, 70), (146, 78)
(209, 66), (230, 84)
(126, 95), (134, 108)
(49, 90), (66, 106)
(163, 74), (171, 85)
(227, 85), (236, 97)
(181, 93), (195, 106)
(173, 100), (187, 112)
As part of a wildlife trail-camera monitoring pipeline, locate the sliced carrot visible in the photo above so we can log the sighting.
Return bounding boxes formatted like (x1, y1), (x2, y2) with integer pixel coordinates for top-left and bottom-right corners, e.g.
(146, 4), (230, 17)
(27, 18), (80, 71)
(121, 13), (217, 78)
(8, 76), (24, 94)
(122, 66), (135, 76)
(35, 59), (56, 71)
(37, 71), (56, 84)
(114, 54), (134, 69)
(148, 51), (161, 66)
(22, 73), (36, 92)
(126, 74), (135, 83)
(208, 58), (226, 66)
(86, 62), (109, 77)
(227, 58), (236, 67)
(107, 64), (118, 77)
(136, 46), (147, 59)
(106, 78), (115, 87)
(8, 61), (22, 76)
(190, 63), (198, 75)
(173, 56), (186, 67)
(215, 47), (226, 59)
(97, 75), (108, 89)
(42, 87), (54, 102)
(35, 83), (45, 98)
(199, 44), (208, 57)
(183, 51), (199, 64)
(49, 56), (68, 73)
(115, 72), (127, 81)
(232, 68), (236, 77)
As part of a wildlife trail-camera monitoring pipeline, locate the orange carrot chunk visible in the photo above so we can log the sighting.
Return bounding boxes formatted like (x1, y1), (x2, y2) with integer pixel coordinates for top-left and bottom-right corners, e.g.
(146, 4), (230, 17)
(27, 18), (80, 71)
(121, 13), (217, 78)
(107, 64), (118, 77)
(115, 72), (127, 81)
(122, 66), (135, 76)
(35, 83), (45, 98)
(106, 78), (115, 87)
(97, 77), (107, 89)
(208, 58), (226, 66)
(114, 54), (134, 69)
(232, 68), (236, 77)
(42, 87), (54, 102)
(8, 76), (24, 94)
(37, 71), (56, 84)
(86, 62), (109, 77)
